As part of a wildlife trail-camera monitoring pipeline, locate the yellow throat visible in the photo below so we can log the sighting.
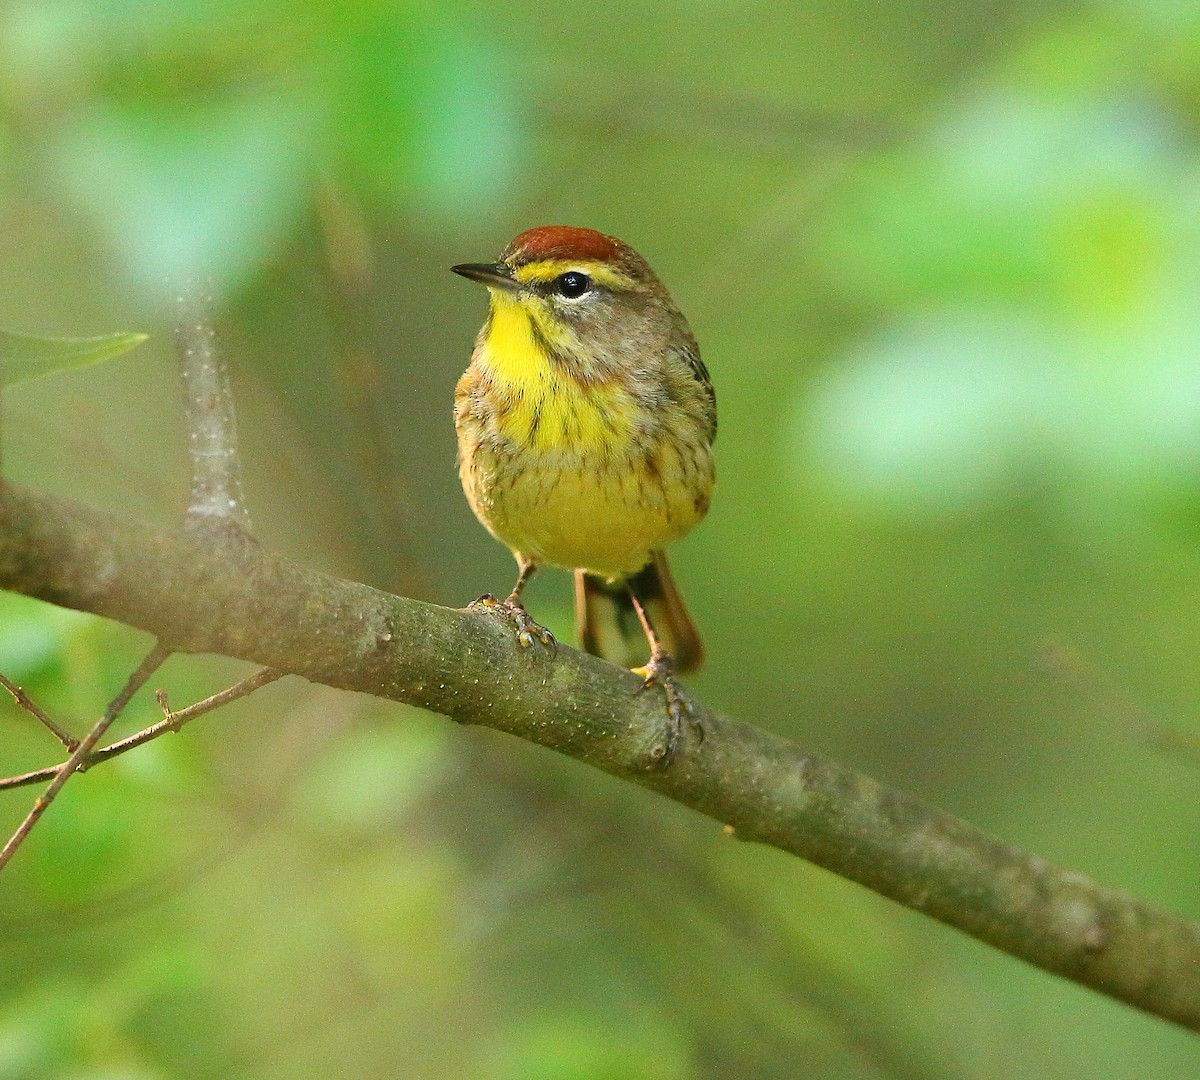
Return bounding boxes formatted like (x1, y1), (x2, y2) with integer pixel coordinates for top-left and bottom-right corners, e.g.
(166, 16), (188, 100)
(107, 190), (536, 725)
(479, 289), (636, 458)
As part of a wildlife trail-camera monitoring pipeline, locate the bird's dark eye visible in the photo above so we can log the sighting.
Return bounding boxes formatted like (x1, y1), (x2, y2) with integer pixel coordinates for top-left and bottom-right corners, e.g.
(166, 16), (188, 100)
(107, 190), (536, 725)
(554, 271), (591, 299)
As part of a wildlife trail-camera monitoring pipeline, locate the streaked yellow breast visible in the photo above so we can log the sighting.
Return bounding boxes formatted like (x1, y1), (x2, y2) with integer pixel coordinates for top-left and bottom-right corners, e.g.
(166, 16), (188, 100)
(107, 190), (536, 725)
(456, 291), (715, 576)
(480, 295), (636, 456)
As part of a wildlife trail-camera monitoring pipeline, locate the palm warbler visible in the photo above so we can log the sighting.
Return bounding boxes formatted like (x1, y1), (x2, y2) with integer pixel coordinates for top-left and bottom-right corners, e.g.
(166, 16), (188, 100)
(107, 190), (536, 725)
(452, 226), (716, 760)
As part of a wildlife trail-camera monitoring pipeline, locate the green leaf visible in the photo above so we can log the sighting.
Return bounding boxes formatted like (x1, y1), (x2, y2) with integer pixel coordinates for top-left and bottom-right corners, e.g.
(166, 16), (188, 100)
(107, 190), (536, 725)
(0, 329), (148, 387)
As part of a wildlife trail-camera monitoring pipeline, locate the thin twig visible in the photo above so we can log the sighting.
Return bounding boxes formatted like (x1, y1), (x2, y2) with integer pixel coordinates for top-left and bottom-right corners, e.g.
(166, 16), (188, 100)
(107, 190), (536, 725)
(0, 672), (78, 750)
(0, 642), (171, 873)
(1040, 642), (1200, 767)
(173, 277), (252, 534)
(0, 763), (65, 792)
(314, 180), (424, 596)
(0, 667), (283, 792)
(134, 666), (283, 747)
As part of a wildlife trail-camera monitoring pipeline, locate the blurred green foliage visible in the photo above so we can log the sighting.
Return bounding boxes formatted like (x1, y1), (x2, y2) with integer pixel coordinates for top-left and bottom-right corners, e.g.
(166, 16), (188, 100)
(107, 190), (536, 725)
(3, 0), (1200, 1077)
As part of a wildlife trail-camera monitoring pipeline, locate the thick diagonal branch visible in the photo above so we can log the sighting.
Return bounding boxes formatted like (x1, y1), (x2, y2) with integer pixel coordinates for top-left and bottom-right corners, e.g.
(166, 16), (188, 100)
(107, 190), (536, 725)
(0, 479), (1198, 1032)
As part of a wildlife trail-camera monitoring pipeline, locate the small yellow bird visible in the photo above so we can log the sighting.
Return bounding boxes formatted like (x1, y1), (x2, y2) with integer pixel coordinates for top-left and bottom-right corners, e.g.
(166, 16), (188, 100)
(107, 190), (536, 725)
(452, 226), (716, 760)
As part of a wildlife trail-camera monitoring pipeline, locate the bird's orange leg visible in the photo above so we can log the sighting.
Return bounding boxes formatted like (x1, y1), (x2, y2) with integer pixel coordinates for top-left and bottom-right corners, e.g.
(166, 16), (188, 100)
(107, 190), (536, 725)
(627, 584), (702, 767)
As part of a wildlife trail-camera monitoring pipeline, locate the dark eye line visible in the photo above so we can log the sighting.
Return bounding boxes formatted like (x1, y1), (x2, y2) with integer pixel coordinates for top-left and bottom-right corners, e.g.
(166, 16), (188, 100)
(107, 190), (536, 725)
(523, 271), (612, 302)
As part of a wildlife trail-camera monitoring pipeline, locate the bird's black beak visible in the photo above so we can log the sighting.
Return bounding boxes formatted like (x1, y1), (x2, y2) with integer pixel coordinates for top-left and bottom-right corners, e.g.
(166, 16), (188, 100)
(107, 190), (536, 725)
(451, 262), (519, 292)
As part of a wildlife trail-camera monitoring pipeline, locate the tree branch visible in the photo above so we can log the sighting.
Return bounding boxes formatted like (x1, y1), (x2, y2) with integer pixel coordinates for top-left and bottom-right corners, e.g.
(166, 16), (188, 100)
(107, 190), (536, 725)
(0, 665), (284, 791)
(0, 640), (170, 871)
(1, 479), (1198, 1032)
(0, 672), (79, 749)
(173, 277), (251, 534)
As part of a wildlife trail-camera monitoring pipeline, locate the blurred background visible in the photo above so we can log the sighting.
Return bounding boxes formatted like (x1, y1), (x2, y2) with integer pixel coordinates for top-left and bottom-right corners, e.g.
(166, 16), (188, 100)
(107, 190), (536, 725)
(2, 0), (1200, 1076)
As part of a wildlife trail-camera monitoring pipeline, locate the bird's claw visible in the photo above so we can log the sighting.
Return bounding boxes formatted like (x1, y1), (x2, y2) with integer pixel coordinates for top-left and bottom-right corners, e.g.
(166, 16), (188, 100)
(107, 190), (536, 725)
(632, 653), (702, 769)
(471, 593), (557, 652)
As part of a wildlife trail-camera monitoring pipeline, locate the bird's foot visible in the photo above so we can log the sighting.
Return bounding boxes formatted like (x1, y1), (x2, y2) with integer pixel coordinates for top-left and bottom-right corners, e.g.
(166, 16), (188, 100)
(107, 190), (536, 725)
(632, 652), (703, 769)
(471, 593), (557, 652)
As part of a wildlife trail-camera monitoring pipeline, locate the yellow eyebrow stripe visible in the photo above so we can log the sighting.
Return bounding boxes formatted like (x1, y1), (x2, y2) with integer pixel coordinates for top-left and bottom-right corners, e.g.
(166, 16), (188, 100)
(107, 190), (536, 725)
(513, 260), (634, 290)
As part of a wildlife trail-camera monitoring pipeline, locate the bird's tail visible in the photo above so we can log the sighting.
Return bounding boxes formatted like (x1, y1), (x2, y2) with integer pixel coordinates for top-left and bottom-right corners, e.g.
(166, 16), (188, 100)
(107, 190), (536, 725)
(574, 550), (704, 674)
